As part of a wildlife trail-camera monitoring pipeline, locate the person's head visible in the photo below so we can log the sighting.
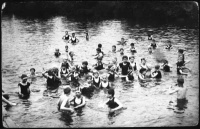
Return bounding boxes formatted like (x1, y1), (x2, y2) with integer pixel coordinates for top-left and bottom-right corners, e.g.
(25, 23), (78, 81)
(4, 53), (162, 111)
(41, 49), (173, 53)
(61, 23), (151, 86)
(69, 51), (74, 57)
(148, 34), (151, 37)
(75, 87), (82, 98)
(98, 44), (102, 48)
(65, 31), (68, 35)
(30, 68), (35, 74)
(48, 70), (54, 76)
(141, 58), (146, 64)
(155, 65), (160, 70)
(129, 56), (135, 62)
(163, 60), (168, 65)
(86, 75), (92, 83)
(168, 40), (172, 45)
(64, 86), (71, 95)
(178, 49), (184, 54)
(130, 43), (135, 47)
(120, 48), (124, 53)
(97, 59), (102, 63)
(152, 39), (156, 43)
(55, 48), (59, 52)
(139, 68), (146, 75)
(82, 61), (88, 67)
(72, 33), (75, 37)
(93, 70), (99, 78)
(107, 88), (115, 98)
(122, 55), (128, 63)
(112, 45), (116, 51)
(102, 74), (108, 82)
(121, 38), (124, 42)
(148, 47), (152, 50)
(21, 74), (28, 83)
(177, 77), (184, 87)
(63, 58), (68, 63)
(96, 48), (101, 53)
(65, 45), (68, 50)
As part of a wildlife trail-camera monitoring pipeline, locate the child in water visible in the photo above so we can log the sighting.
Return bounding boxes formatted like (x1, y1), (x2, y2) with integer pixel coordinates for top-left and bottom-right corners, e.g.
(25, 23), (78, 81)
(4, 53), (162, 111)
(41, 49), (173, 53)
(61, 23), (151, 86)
(93, 59), (105, 71)
(81, 75), (95, 97)
(92, 70), (101, 89)
(177, 49), (185, 66)
(148, 34), (153, 40)
(148, 46), (153, 54)
(54, 48), (61, 58)
(86, 31), (89, 41)
(69, 33), (79, 44)
(70, 66), (80, 87)
(165, 40), (172, 50)
(94, 48), (104, 60)
(138, 68), (151, 86)
(105, 88), (123, 114)
(150, 39), (157, 49)
(79, 61), (91, 77)
(139, 58), (151, 72)
(70, 87), (86, 109)
(168, 77), (188, 111)
(100, 74), (111, 89)
(57, 86), (74, 114)
(117, 38), (127, 45)
(160, 60), (171, 72)
(18, 74), (31, 99)
(119, 56), (132, 82)
(97, 44), (105, 55)
(151, 65), (162, 79)
(42, 68), (61, 92)
(112, 45), (117, 53)
(63, 31), (71, 40)
(65, 45), (69, 53)
(130, 43), (137, 54)
(119, 48), (124, 56)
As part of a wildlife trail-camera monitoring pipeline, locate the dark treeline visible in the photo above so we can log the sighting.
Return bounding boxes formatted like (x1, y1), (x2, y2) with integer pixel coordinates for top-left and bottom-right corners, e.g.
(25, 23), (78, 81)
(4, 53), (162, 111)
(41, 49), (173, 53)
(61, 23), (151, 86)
(3, 1), (198, 27)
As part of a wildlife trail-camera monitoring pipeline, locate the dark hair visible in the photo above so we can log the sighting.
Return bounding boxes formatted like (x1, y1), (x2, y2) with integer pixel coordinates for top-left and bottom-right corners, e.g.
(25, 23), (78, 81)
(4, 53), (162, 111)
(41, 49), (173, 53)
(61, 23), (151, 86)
(86, 75), (92, 80)
(139, 68), (146, 74)
(122, 55), (128, 60)
(120, 48), (124, 51)
(96, 48), (101, 52)
(108, 88), (115, 97)
(141, 58), (146, 61)
(21, 74), (28, 79)
(64, 87), (71, 94)
(65, 45), (68, 48)
(98, 44), (102, 48)
(112, 45), (116, 48)
(155, 65), (160, 69)
(177, 77), (184, 84)
(30, 68), (35, 72)
(129, 56), (135, 60)
(82, 61), (88, 65)
(178, 49), (184, 53)
(130, 43), (134, 46)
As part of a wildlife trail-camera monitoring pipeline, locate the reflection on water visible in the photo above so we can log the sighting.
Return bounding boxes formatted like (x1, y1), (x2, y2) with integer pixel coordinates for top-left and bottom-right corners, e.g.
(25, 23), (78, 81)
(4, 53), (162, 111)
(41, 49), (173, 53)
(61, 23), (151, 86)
(2, 14), (199, 127)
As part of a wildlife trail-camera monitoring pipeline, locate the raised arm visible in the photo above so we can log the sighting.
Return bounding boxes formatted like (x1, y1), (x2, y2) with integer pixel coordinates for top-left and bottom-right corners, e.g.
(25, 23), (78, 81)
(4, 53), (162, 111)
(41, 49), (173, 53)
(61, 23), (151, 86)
(110, 98), (123, 112)
(74, 97), (86, 109)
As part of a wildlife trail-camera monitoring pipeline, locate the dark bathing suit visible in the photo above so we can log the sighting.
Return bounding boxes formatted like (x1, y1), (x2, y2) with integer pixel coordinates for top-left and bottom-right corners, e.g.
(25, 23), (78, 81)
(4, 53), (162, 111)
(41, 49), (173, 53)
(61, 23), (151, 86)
(93, 77), (101, 88)
(106, 97), (119, 109)
(18, 82), (31, 98)
(64, 35), (70, 40)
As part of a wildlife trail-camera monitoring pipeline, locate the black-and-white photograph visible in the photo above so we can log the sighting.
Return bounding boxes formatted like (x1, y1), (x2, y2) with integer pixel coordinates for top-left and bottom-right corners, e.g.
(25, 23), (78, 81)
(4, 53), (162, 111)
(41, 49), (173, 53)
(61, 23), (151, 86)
(1, 1), (199, 127)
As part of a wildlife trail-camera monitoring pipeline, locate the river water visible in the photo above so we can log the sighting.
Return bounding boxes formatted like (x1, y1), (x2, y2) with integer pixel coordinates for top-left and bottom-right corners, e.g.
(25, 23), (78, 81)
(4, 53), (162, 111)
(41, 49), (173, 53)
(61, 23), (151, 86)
(2, 15), (199, 127)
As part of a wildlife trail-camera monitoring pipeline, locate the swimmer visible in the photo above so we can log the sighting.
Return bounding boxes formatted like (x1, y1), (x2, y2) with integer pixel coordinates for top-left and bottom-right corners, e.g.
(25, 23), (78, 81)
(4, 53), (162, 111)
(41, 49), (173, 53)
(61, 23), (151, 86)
(81, 75), (95, 97)
(130, 43), (137, 54)
(92, 70), (101, 88)
(139, 58), (151, 72)
(104, 88), (123, 114)
(69, 33), (79, 44)
(2, 90), (16, 106)
(70, 66), (80, 87)
(93, 48), (104, 60)
(160, 60), (171, 72)
(62, 31), (71, 40)
(151, 65), (162, 79)
(79, 61), (91, 77)
(65, 45), (69, 53)
(176, 62), (190, 75)
(150, 39), (157, 49)
(118, 56), (132, 82)
(54, 48), (61, 58)
(129, 56), (137, 71)
(138, 68), (151, 84)
(68, 51), (75, 62)
(148, 46), (153, 54)
(177, 49), (185, 66)
(18, 74), (31, 99)
(93, 59), (105, 71)
(119, 48), (124, 56)
(165, 40), (173, 50)
(168, 77), (188, 110)
(148, 34), (153, 40)
(97, 43), (105, 55)
(57, 86), (74, 113)
(28, 68), (42, 83)
(117, 38), (127, 45)
(100, 74), (111, 89)
(42, 68), (61, 92)
(86, 31), (89, 41)
(70, 87), (86, 109)
(112, 45), (117, 53)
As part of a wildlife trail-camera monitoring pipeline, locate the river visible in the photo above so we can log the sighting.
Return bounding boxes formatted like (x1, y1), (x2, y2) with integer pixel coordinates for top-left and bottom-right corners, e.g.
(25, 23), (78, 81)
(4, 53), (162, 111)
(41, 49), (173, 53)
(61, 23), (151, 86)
(2, 15), (199, 127)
